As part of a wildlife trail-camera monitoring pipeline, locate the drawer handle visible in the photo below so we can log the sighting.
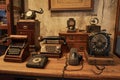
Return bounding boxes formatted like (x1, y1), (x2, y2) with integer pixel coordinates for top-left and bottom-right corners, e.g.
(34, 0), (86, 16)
(23, 26), (28, 29)
(69, 36), (73, 40)
(20, 32), (23, 34)
(79, 46), (84, 50)
(79, 37), (83, 40)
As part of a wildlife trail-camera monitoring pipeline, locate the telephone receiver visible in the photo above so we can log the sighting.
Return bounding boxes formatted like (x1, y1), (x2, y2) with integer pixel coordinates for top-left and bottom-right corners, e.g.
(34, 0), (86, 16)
(21, 8), (44, 19)
(38, 36), (66, 45)
(68, 48), (83, 66)
(28, 8), (44, 14)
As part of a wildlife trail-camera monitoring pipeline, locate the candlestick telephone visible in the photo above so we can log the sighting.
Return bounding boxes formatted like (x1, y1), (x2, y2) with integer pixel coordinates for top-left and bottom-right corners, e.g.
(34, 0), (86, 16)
(39, 36), (66, 58)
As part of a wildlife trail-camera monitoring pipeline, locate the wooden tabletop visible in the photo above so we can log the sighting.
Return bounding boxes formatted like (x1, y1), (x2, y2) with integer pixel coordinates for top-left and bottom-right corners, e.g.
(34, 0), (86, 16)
(0, 52), (120, 79)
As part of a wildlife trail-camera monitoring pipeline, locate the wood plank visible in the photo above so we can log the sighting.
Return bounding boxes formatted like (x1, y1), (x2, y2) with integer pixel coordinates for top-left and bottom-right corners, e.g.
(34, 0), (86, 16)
(0, 52), (120, 79)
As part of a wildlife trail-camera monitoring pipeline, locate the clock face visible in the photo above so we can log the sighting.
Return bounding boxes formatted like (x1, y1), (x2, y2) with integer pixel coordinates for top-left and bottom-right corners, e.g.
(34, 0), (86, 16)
(90, 18), (99, 25)
(69, 20), (75, 26)
(26, 11), (33, 17)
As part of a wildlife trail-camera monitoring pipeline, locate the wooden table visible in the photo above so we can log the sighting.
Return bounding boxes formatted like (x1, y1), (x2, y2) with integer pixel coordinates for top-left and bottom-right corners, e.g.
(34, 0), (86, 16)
(0, 52), (120, 79)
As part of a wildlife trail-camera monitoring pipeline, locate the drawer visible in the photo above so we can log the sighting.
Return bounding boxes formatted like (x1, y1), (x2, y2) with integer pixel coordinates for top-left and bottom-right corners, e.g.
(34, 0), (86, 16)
(17, 22), (35, 30)
(75, 35), (88, 41)
(67, 43), (87, 52)
(17, 31), (34, 45)
(64, 35), (88, 42)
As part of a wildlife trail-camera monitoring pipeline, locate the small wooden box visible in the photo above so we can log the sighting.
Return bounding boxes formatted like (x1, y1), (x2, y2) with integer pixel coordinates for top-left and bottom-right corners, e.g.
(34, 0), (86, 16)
(4, 35), (30, 62)
(85, 50), (115, 65)
(59, 31), (88, 52)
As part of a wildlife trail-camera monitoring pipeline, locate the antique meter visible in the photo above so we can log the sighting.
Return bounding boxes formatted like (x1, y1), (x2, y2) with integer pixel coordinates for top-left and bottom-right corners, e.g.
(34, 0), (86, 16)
(88, 32), (111, 56)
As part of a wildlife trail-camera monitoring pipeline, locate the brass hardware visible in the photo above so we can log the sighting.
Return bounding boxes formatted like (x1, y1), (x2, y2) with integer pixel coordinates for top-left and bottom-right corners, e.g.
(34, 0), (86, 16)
(23, 26), (28, 29)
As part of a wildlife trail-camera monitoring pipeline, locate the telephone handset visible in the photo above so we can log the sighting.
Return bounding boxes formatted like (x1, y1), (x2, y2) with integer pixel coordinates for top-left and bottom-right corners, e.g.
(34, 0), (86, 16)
(39, 36), (66, 44)
(21, 8), (44, 19)
(68, 48), (83, 66)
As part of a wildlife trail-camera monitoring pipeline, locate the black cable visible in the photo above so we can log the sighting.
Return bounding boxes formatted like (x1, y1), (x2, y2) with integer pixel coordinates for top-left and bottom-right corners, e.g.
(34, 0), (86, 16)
(65, 59), (84, 71)
(62, 54), (68, 80)
(91, 61), (105, 75)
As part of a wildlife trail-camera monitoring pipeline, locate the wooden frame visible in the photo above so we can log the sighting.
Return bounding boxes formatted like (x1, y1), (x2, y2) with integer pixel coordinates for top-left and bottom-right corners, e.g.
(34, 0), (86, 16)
(114, 0), (120, 58)
(49, 0), (93, 11)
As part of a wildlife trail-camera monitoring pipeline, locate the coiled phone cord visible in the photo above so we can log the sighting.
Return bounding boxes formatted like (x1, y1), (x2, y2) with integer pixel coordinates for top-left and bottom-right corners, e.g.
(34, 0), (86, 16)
(62, 54), (84, 80)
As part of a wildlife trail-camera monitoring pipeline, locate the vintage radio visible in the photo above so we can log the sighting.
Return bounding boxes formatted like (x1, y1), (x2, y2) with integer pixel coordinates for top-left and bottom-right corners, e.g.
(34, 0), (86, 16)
(39, 36), (66, 58)
(4, 35), (30, 62)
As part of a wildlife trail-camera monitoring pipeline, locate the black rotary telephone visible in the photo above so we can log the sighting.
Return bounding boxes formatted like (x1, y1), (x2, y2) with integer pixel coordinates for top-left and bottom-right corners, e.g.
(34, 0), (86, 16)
(26, 54), (48, 68)
(21, 8), (44, 19)
(88, 31), (111, 56)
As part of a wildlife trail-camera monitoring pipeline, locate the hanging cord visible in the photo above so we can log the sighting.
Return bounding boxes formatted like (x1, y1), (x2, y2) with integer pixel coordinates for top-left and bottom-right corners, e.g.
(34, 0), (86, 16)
(65, 59), (84, 71)
(91, 60), (105, 75)
(62, 53), (84, 80)
(62, 53), (68, 80)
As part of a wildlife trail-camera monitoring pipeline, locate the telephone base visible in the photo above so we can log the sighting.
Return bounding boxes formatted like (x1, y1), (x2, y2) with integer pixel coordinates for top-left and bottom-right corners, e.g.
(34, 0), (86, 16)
(85, 50), (115, 65)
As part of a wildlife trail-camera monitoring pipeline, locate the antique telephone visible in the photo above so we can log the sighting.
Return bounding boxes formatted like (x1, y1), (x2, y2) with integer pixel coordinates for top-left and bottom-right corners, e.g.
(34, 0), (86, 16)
(68, 48), (83, 66)
(21, 8), (44, 19)
(88, 30), (111, 56)
(39, 36), (66, 58)
(4, 35), (30, 62)
(26, 54), (48, 68)
(86, 17), (101, 33)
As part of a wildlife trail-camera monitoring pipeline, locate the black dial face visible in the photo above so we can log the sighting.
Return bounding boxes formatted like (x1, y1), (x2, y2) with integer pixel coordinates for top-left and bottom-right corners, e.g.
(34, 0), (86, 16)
(90, 34), (108, 54)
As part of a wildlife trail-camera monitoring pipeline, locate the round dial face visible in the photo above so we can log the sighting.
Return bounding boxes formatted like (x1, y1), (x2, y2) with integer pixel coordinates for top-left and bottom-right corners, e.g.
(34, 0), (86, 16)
(25, 11), (33, 17)
(90, 34), (108, 54)
(32, 58), (42, 63)
(90, 18), (99, 25)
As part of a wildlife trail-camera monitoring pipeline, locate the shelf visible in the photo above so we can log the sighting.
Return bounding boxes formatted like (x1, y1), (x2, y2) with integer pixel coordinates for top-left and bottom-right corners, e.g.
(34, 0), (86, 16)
(0, 25), (8, 29)
(0, 5), (6, 9)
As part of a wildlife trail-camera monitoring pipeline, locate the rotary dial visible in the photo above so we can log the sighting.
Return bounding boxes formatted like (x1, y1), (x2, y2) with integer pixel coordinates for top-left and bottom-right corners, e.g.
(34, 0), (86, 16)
(25, 11), (33, 17)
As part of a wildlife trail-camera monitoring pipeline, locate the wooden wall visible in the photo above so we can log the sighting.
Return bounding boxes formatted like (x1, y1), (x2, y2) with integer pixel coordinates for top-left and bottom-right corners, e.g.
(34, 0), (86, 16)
(26, 0), (118, 52)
